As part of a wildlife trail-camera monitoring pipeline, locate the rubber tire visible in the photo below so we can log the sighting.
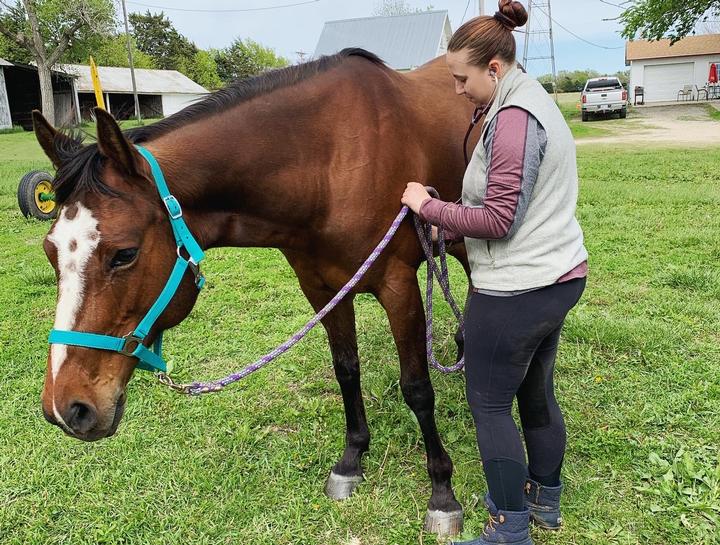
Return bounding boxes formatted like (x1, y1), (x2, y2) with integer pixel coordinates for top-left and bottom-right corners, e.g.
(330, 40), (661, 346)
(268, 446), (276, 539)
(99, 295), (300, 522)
(17, 170), (57, 220)
(581, 111), (589, 122)
(619, 107), (627, 119)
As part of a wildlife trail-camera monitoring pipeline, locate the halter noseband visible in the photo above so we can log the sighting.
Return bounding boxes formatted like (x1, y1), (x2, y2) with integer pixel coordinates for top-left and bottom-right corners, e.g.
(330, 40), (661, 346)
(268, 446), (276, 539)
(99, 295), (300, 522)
(47, 146), (205, 373)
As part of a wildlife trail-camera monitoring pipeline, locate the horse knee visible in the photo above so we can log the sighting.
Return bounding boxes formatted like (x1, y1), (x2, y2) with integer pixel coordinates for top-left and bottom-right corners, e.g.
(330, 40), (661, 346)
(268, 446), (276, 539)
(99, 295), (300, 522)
(401, 378), (435, 414)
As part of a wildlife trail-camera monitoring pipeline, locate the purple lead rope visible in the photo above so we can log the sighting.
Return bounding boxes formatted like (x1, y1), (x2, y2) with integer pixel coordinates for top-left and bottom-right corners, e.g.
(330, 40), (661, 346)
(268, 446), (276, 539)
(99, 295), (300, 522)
(157, 204), (465, 396)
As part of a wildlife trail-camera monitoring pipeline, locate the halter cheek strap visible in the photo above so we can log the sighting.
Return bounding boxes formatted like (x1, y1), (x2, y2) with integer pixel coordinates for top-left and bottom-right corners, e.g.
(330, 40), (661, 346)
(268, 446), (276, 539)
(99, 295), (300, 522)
(47, 145), (206, 373)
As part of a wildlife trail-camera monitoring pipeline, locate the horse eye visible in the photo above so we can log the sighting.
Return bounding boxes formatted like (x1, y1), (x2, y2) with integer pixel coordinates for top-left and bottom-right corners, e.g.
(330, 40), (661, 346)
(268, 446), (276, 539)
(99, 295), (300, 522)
(110, 248), (139, 269)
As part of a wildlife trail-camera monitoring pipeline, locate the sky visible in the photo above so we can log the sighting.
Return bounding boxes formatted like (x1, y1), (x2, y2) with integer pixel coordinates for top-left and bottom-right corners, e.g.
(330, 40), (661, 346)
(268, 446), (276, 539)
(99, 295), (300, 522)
(119, 0), (632, 77)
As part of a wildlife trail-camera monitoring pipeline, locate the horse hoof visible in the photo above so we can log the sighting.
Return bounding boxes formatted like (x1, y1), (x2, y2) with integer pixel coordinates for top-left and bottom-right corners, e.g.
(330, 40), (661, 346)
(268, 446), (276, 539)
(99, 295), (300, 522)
(324, 471), (363, 500)
(424, 509), (464, 536)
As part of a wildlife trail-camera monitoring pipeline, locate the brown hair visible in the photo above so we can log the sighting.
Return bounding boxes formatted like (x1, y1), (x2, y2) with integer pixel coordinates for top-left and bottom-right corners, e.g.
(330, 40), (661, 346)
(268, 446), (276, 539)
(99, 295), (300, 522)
(448, 0), (528, 67)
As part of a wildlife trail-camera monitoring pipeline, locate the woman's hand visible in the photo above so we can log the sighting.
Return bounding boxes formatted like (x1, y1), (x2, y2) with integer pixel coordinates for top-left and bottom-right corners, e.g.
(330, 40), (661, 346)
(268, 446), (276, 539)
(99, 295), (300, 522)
(401, 182), (432, 214)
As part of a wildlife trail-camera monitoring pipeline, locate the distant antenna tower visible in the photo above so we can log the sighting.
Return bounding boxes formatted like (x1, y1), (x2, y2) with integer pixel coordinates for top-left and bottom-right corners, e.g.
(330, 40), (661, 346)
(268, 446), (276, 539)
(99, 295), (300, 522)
(522, 0), (558, 102)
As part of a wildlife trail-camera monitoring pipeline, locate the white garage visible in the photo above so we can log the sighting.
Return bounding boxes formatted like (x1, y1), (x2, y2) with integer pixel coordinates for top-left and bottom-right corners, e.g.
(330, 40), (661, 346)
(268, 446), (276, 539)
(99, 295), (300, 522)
(626, 34), (720, 103)
(641, 62), (694, 102)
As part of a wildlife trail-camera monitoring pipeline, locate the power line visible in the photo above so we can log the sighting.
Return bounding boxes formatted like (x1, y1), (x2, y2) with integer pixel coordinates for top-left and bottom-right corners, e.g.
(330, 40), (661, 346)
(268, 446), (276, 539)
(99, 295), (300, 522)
(597, 0), (626, 8)
(535, 4), (625, 50)
(125, 0), (319, 13)
(461, 0), (471, 24)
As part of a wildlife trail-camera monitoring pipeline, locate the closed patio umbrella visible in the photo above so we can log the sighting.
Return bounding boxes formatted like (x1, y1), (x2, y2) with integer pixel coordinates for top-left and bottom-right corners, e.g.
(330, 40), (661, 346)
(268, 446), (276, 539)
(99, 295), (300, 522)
(710, 63), (718, 84)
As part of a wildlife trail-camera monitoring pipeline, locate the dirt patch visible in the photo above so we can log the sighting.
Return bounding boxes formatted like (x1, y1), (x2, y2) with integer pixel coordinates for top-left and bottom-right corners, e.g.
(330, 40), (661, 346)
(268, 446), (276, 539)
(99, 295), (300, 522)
(576, 103), (720, 147)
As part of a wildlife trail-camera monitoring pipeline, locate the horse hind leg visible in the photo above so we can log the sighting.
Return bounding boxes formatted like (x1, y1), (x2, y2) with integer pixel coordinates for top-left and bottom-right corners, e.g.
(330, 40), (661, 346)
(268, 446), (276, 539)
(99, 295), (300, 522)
(375, 265), (464, 536)
(294, 277), (370, 500)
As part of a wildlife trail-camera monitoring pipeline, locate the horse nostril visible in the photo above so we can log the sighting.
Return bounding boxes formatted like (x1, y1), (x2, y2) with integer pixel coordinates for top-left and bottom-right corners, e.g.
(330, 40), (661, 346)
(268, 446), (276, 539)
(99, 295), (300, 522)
(65, 401), (98, 435)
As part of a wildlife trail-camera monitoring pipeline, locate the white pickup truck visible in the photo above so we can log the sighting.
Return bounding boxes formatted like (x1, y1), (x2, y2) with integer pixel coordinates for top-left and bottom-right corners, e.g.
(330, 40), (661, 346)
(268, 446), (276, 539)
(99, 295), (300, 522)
(581, 77), (628, 121)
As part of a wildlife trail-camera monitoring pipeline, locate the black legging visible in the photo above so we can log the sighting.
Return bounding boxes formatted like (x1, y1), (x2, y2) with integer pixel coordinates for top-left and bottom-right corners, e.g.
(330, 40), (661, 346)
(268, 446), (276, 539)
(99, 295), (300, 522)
(464, 277), (586, 511)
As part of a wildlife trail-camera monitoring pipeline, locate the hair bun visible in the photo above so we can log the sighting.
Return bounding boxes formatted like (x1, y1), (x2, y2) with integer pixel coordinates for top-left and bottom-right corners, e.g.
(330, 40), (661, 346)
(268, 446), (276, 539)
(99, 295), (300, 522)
(496, 0), (528, 29)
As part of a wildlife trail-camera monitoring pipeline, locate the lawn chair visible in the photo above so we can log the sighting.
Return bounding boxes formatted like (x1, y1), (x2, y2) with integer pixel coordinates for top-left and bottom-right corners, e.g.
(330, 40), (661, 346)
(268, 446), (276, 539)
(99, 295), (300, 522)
(694, 85), (709, 101)
(677, 85), (693, 101)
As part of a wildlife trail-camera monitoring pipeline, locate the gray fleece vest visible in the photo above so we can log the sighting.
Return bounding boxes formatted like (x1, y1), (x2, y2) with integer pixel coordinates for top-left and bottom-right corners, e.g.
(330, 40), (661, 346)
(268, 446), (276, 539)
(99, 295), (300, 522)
(462, 66), (588, 290)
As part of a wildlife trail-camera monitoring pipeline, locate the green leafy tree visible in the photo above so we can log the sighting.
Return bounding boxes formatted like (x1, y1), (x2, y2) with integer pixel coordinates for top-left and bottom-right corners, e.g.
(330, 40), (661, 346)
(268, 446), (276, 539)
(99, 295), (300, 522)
(620, 0), (720, 43)
(0, 0), (116, 124)
(91, 33), (155, 69)
(214, 38), (289, 83)
(128, 10), (196, 70)
(176, 49), (221, 90)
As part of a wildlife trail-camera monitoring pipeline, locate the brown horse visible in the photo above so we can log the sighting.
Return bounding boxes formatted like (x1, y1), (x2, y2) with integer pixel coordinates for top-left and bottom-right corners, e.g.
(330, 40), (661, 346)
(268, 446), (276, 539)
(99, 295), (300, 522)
(34, 49), (477, 534)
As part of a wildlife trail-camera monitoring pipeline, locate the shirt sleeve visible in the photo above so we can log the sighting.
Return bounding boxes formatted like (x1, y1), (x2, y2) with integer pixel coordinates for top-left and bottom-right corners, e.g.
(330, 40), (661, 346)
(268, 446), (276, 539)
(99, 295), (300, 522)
(418, 107), (546, 241)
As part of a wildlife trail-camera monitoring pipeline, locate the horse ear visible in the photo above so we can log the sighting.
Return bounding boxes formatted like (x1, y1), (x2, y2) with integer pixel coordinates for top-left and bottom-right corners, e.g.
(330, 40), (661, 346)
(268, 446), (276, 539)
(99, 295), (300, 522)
(94, 108), (140, 175)
(32, 110), (67, 169)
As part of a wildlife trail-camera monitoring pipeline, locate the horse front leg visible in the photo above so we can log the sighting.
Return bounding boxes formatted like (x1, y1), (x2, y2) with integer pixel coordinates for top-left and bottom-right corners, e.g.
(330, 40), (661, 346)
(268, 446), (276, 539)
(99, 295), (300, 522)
(293, 274), (370, 500)
(376, 264), (463, 536)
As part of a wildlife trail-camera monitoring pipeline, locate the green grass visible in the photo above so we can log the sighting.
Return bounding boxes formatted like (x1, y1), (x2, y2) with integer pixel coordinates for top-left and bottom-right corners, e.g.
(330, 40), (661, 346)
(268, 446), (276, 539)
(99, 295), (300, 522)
(704, 104), (720, 121)
(1, 131), (719, 544)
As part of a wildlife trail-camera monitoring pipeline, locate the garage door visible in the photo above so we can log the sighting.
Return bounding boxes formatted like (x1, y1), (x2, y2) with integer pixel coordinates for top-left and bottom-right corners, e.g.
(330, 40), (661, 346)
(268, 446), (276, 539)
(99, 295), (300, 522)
(643, 62), (694, 102)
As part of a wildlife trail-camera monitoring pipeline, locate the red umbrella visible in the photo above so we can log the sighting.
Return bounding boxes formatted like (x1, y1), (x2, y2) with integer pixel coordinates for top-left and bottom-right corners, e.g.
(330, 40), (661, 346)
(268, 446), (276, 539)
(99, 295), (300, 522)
(710, 63), (718, 84)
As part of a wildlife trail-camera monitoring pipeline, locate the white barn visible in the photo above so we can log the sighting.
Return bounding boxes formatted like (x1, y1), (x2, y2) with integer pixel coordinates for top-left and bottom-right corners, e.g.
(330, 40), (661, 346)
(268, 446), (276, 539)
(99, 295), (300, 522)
(626, 34), (720, 103)
(314, 11), (453, 72)
(60, 64), (209, 120)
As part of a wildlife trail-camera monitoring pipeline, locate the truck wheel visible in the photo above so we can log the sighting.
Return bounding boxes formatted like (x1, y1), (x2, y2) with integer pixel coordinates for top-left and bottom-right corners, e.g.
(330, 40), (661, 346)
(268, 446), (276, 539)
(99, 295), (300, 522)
(620, 107), (627, 119)
(18, 170), (57, 220)
(581, 111), (589, 122)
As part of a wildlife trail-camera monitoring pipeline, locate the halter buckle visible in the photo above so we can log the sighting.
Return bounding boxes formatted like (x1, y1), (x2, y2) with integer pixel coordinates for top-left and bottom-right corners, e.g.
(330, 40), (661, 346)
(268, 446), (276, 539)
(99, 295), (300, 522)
(121, 334), (144, 357)
(188, 260), (206, 289)
(163, 195), (183, 219)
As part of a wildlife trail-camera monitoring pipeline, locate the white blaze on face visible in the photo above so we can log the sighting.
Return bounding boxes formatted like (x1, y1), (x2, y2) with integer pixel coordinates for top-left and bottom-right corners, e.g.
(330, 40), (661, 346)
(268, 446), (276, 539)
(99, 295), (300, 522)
(47, 202), (101, 386)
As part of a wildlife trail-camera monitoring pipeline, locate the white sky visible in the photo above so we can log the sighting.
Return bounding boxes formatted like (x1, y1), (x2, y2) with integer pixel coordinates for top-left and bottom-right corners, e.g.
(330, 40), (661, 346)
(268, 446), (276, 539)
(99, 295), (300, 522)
(120, 0), (631, 76)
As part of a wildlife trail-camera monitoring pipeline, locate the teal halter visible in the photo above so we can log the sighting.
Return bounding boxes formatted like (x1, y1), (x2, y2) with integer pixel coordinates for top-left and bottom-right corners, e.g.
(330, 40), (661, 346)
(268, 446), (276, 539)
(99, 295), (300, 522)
(47, 145), (206, 373)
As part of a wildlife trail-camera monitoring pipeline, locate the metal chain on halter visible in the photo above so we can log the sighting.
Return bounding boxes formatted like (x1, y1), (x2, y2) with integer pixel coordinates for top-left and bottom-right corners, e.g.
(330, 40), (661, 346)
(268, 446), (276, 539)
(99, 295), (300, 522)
(156, 194), (465, 395)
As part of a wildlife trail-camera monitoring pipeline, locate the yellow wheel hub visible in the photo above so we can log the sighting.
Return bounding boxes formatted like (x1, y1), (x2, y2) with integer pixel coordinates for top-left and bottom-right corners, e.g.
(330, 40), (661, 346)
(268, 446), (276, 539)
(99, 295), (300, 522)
(34, 181), (56, 214)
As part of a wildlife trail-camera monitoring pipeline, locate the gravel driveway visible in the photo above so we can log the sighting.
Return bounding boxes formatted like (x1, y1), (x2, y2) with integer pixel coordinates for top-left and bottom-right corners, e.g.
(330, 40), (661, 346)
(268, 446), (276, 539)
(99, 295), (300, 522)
(577, 102), (719, 147)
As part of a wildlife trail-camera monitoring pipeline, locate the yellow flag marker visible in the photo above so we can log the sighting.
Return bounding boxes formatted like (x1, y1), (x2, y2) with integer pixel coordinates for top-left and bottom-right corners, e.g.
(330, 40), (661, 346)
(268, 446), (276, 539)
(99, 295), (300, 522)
(89, 56), (106, 110)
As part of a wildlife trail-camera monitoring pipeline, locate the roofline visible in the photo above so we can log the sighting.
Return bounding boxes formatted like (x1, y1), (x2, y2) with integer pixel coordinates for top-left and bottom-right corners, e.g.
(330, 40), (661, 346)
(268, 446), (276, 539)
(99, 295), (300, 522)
(627, 51), (720, 62)
(323, 9), (448, 25)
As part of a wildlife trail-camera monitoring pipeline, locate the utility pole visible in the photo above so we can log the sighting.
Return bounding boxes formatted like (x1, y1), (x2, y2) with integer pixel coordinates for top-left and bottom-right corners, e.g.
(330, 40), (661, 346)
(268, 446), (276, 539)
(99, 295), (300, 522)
(521, 0), (558, 102)
(478, 0), (484, 16)
(121, 0), (141, 124)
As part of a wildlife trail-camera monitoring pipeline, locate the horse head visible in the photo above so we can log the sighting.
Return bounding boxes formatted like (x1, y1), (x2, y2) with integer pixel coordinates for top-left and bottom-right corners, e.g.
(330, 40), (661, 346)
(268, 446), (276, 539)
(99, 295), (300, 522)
(34, 109), (201, 441)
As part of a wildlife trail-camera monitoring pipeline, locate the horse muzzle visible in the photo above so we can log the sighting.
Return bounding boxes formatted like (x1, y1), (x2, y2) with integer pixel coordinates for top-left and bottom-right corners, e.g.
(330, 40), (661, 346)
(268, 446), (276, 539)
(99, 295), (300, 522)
(43, 392), (126, 442)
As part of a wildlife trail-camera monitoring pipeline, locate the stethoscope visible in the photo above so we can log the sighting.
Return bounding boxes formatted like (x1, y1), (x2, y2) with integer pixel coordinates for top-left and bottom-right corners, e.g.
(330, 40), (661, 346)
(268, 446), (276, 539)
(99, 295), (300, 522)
(462, 71), (499, 166)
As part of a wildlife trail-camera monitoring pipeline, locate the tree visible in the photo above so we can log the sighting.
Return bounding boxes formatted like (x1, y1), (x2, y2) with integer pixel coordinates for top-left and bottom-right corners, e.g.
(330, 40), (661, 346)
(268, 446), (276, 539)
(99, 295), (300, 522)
(214, 38), (288, 84)
(177, 49), (221, 90)
(90, 33), (155, 69)
(620, 0), (720, 43)
(372, 0), (434, 16)
(0, 0), (115, 124)
(128, 10), (196, 71)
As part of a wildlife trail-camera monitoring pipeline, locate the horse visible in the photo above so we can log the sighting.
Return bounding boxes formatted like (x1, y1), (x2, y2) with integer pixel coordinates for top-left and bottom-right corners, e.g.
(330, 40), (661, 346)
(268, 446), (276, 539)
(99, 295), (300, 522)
(34, 48), (478, 535)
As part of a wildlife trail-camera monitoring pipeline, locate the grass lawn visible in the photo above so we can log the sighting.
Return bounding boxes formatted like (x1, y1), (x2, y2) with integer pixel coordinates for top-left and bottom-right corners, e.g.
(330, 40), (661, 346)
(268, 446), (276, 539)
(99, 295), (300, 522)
(0, 128), (719, 545)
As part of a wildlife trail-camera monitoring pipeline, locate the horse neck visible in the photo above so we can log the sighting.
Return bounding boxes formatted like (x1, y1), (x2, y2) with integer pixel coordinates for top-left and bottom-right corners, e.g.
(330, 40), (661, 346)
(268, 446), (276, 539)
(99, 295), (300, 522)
(141, 89), (331, 252)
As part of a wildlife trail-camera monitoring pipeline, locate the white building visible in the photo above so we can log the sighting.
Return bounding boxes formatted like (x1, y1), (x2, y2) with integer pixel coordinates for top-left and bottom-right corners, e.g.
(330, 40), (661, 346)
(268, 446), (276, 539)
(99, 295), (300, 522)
(626, 34), (720, 103)
(314, 11), (453, 72)
(60, 64), (209, 120)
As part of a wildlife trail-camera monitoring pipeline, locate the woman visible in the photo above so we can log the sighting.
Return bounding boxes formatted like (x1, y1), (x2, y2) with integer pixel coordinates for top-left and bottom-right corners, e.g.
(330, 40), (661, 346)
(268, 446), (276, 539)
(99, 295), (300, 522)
(401, 2), (588, 544)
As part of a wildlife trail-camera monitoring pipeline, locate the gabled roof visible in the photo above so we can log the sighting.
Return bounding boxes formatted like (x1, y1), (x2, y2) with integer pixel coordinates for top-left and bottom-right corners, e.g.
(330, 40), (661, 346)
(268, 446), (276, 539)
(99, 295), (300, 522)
(314, 10), (451, 70)
(625, 34), (720, 64)
(59, 64), (208, 94)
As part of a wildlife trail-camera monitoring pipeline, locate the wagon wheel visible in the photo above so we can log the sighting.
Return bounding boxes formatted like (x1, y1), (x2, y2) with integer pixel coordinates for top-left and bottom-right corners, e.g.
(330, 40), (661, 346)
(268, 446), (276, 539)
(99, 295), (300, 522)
(18, 170), (57, 220)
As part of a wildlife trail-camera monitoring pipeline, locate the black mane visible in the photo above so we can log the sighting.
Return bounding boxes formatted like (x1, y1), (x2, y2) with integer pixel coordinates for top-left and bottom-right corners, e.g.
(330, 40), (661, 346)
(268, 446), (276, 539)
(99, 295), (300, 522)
(51, 48), (386, 204)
